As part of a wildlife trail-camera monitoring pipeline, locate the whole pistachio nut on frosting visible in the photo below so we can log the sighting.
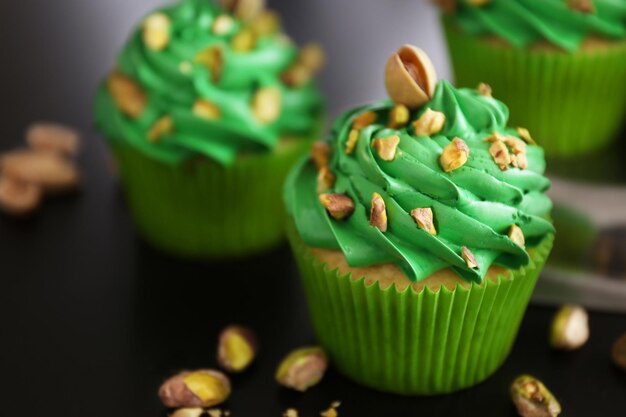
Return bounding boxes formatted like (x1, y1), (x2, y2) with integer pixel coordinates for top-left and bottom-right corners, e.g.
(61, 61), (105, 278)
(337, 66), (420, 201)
(285, 45), (554, 283)
(95, 0), (324, 166)
(434, 0), (626, 52)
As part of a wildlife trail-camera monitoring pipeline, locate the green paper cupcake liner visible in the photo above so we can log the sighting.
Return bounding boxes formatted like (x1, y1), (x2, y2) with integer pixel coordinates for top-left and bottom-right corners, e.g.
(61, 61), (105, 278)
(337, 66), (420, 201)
(110, 138), (313, 259)
(443, 18), (626, 157)
(287, 221), (554, 395)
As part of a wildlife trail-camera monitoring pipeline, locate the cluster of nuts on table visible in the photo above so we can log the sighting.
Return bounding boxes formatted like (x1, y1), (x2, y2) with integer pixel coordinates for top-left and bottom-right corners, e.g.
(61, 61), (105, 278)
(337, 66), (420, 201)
(0, 122), (81, 215)
(158, 325), (335, 417)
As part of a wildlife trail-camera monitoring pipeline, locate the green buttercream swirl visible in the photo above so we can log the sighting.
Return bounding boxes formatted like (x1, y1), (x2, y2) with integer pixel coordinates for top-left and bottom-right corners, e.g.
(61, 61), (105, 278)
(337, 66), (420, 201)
(285, 81), (554, 283)
(94, 0), (323, 165)
(448, 0), (626, 51)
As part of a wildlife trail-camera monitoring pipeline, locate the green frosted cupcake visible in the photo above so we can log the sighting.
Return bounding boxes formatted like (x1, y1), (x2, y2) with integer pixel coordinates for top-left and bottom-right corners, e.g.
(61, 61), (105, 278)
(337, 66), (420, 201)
(284, 45), (555, 395)
(437, 0), (626, 157)
(94, 0), (324, 258)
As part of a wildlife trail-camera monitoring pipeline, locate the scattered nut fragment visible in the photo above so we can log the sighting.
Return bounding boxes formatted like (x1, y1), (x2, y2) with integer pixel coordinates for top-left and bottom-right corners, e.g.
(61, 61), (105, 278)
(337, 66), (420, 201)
(462, 246), (479, 269)
(159, 369), (231, 408)
(411, 207), (436, 235)
(550, 305), (589, 351)
(193, 99), (221, 121)
(568, 0), (595, 13)
(217, 325), (258, 373)
(345, 129), (359, 155)
(311, 141), (331, 169)
(489, 140), (511, 170)
(319, 193), (355, 220)
(508, 225), (525, 248)
(148, 115), (174, 143)
(510, 375), (561, 417)
(281, 64), (312, 88)
(483, 132), (506, 143)
(440, 137), (469, 173)
(511, 153), (528, 170)
(505, 136), (527, 155)
(352, 111), (378, 130)
(371, 135), (400, 161)
(221, 0), (265, 21)
(26, 122), (80, 156)
(477, 82), (492, 97)
(316, 166), (335, 193)
(369, 192), (387, 232)
(231, 28), (257, 52)
(516, 127), (537, 145)
(299, 43), (326, 74)
(1, 151), (80, 193)
(179, 61), (193, 76)
(412, 108), (446, 136)
(0, 176), (42, 215)
(195, 47), (223, 83)
(251, 87), (282, 124)
(385, 44), (437, 108)
(107, 71), (147, 118)
(611, 333), (626, 372)
(275, 346), (328, 392)
(388, 104), (410, 129)
(249, 10), (281, 35)
(143, 12), (171, 51)
(212, 14), (235, 35)
(170, 408), (204, 417)
(283, 409), (299, 417)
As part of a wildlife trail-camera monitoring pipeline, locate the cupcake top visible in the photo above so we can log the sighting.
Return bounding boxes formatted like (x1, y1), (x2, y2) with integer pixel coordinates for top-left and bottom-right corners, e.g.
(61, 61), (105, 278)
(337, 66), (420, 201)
(436, 0), (626, 52)
(94, 0), (324, 165)
(285, 45), (554, 284)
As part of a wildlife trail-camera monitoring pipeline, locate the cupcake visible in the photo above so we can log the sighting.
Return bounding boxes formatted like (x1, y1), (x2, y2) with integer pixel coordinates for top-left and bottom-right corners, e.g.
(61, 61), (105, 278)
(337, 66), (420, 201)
(436, 0), (626, 157)
(284, 45), (555, 395)
(94, 0), (324, 258)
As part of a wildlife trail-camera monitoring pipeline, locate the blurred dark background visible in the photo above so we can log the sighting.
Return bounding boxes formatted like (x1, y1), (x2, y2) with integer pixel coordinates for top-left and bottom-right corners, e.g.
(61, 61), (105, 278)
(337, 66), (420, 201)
(1, 1), (625, 417)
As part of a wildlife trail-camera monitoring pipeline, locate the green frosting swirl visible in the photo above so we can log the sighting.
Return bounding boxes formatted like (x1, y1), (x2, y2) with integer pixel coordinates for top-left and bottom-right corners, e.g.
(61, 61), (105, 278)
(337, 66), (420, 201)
(447, 0), (626, 52)
(285, 81), (554, 283)
(94, 0), (323, 165)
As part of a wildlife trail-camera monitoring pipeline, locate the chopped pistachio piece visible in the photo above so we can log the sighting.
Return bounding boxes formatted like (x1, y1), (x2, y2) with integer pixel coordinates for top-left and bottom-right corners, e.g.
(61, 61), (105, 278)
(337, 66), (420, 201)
(252, 87), (281, 124)
(195, 46), (223, 82)
(193, 99), (221, 120)
(411, 207), (436, 235)
(371, 135), (400, 161)
(231, 28), (256, 52)
(281, 64), (311, 87)
(250, 10), (281, 35)
(319, 193), (355, 220)
(107, 72), (147, 118)
(511, 153), (528, 170)
(311, 141), (331, 169)
(352, 111), (378, 130)
(212, 14), (234, 35)
(345, 129), (359, 155)
(505, 136), (527, 155)
(462, 246), (479, 269)
(147, 116), (173, 143)
(299, 43), (326, 74)
(568, 0), (595, 13)
(477, 82), (492, 97)
(517, 127), (537, 145)
(413, 108), (446, 136)
(143, 12), (171, 51)
(440, 137), (469, 173)
(489, 140), (512, 170)
(508, 225), (525, 248)
(388, 104), (410, 129)
(369, 192), (388, 232)
(316, 166), (335, 194)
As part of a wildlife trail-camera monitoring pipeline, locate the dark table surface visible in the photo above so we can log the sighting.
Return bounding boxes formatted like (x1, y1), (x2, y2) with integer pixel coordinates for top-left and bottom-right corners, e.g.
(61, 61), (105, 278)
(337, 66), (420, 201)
(2, 1), (626, 416)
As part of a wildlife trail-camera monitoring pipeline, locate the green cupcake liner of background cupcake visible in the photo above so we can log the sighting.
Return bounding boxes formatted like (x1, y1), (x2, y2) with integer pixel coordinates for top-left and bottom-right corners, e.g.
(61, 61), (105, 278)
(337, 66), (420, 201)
(94, 0), (325, 258)
(288, 223), (553, 395)
(440, 0), (626, 157)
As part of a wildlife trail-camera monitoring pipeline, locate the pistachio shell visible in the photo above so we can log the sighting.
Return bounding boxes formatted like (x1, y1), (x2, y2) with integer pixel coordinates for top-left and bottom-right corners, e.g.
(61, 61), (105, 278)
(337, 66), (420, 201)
(385, 45), (437, 108)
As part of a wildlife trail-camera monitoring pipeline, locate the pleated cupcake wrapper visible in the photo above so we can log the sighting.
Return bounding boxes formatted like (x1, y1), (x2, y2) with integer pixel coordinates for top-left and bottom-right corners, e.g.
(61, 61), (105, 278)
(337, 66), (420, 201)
(444, 19), (626, 157)
(287, 222), (554, 395)
(111, 139), (313, 259)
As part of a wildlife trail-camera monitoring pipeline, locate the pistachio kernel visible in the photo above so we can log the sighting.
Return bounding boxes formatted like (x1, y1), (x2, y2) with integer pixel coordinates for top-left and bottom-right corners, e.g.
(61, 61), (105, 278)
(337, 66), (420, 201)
(170, 408), (205, 417)
(369, 192), (388, 232)
(281, 64), (311, 88)
(505, 136), (527, 155)
(413, 108), (446, 136)
(283, 409), (299, 417)
(212, 14), (235, 35)
(568, 0), (595, 13)
(159, 370), (231, 408)
(411, 207), (436, 235)
(143, 12), (171, 51)
(550, 305), (589, 351)
(477, 82), (492, 97)
(516, 127), (537, 145)
(1, 150), (80, 193)
(231, 28), (256, 52)
(316, 166), (335, 194)
(371, 135), (400, 161)
(319, 193), (355, 220)
(462, 246), (479, 269)
(489, 140), (511, 170)
(275, 346), (328, 392)
(511, 153), (528, 170)
(0, 176), (42, 216)
(320, 406), (338, 417)
(510, 375), (562, 417)
(220, 0), (266, 21)
(388, 104), (410, 129)
(195, 46), (223, 82)
(148, 115), (174, 143)
(299, 43), (326, 74)
(385, 44), (437, 108)
(483, 131), (507, 143)
(250, 10), (281, 36)
(26, 122), (80, 156)
(611, 333), (626, 372)
(311, 141), (331, 169)
(193, 99), (221, 120)
(251, 87), (282, 124)
(352, 111), (378, 130)
(508, 225), (525, 248)
(217, 325), (257, 373)
(440, 137), (469, 173)
(345, 129), (359, 155)
(107, 71), (147, 118)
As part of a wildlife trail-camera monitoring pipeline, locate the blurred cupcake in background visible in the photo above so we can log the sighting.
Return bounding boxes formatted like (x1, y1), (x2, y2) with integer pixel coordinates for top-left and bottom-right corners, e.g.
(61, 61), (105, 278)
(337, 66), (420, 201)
(435, 0), (626, 157)
(95, 0), (325, 258)
(284, 45), (554, 395)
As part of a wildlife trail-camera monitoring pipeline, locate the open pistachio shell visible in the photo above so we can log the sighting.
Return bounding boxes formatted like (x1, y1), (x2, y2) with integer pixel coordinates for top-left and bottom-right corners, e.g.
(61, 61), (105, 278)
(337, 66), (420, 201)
(385, 45), (437, 108)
